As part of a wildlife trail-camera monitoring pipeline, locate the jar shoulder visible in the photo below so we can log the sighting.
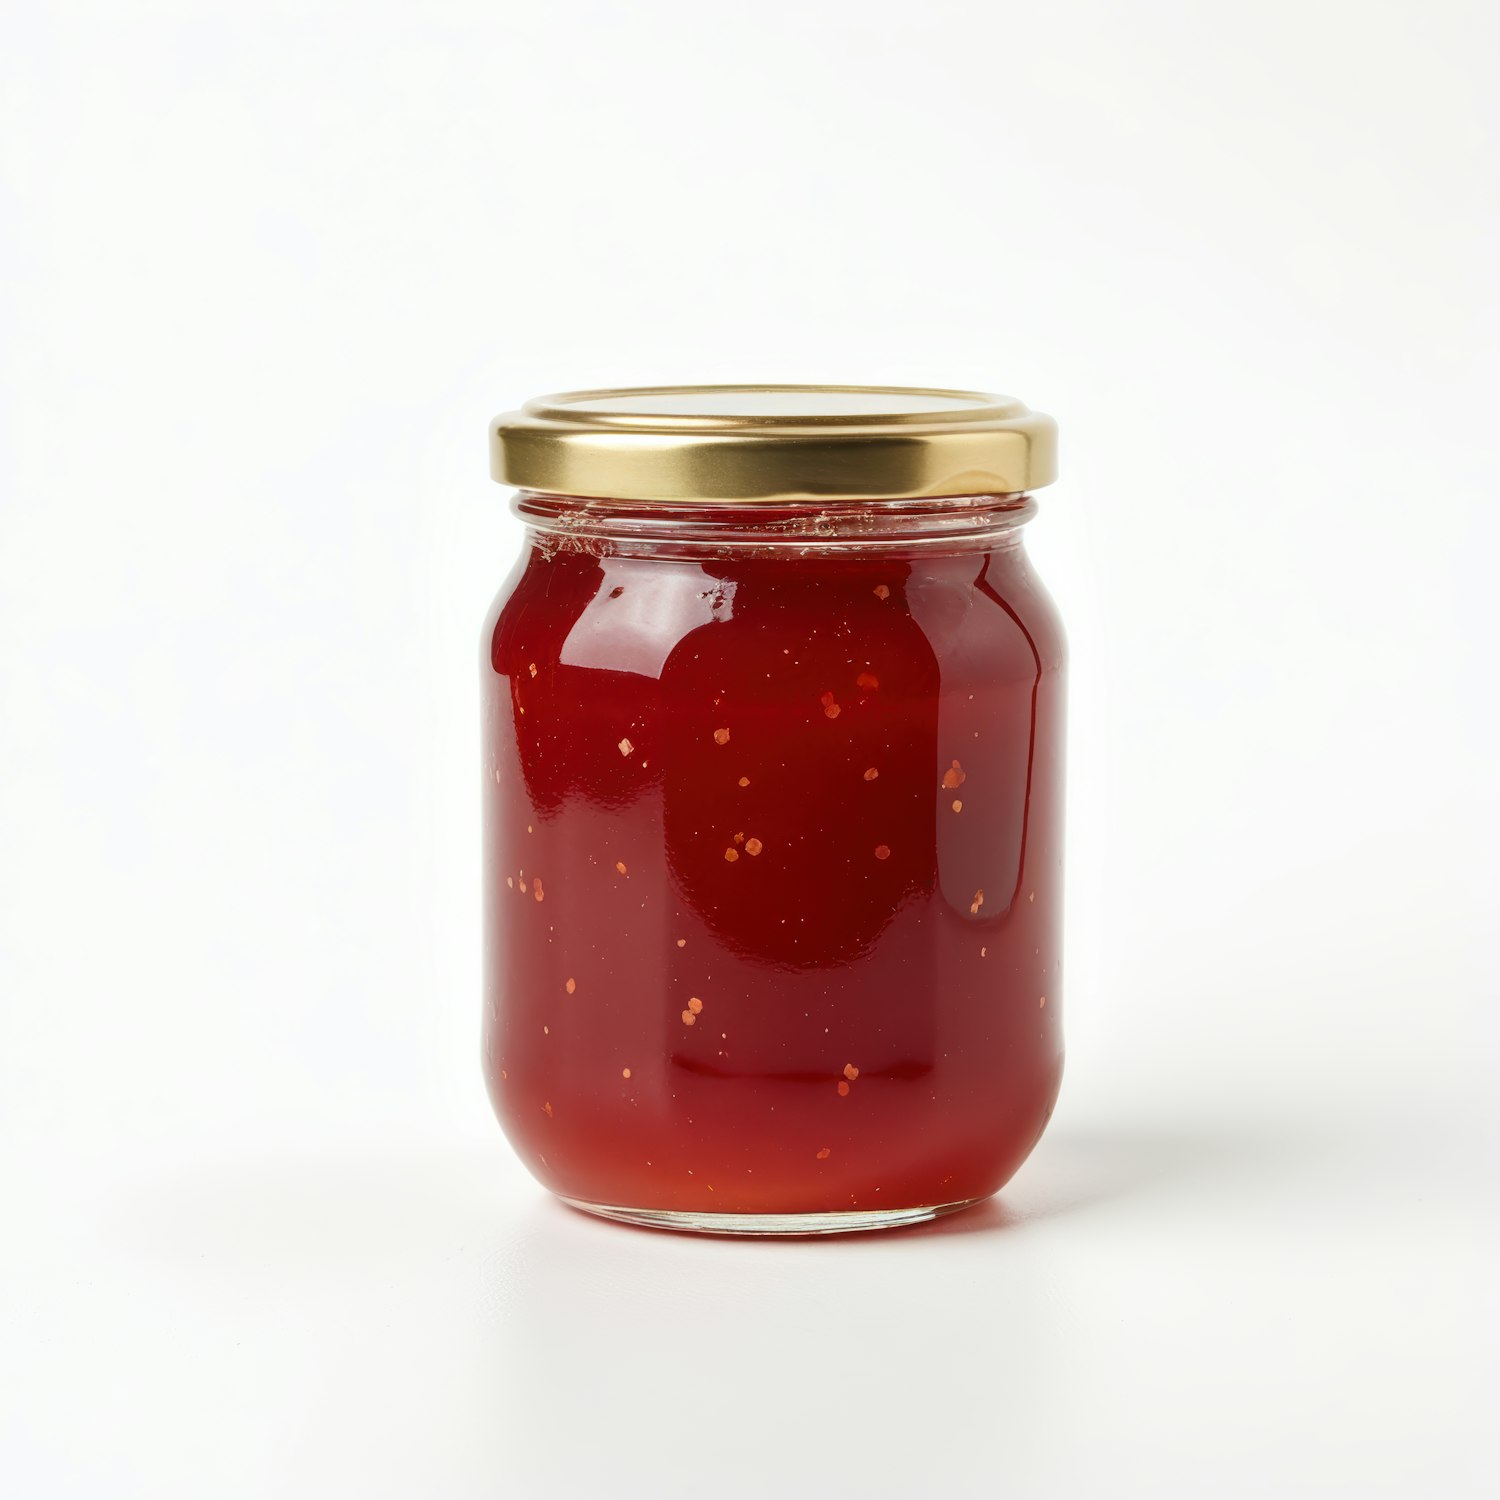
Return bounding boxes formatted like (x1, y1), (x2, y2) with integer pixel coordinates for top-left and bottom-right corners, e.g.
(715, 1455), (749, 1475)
(483, 542), (1065, 685)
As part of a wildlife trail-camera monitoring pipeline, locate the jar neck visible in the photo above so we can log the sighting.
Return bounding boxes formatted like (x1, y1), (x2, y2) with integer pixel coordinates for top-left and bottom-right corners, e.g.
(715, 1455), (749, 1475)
(512, 490), (1037, 560)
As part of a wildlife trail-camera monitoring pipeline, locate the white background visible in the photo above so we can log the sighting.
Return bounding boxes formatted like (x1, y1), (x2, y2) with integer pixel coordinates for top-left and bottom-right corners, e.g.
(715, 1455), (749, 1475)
(2, 1), (1496, 1495)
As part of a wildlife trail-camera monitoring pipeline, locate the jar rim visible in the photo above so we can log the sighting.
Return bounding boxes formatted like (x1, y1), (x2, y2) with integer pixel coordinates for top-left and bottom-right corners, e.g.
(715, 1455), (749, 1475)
(490, 385), (1057, 503)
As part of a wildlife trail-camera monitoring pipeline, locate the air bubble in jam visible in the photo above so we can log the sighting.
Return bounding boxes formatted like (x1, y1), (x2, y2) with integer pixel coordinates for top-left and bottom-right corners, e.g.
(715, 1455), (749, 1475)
(482, 499), (1065, 1219)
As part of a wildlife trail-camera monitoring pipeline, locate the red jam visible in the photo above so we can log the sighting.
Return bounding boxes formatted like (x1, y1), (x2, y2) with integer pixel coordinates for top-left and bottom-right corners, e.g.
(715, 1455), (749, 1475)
(481, 498), (1065, 1219)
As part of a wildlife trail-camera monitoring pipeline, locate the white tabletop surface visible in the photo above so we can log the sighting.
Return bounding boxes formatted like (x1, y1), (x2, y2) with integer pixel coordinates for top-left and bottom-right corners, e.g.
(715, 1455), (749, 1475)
(4, 1059), (1492, 1497)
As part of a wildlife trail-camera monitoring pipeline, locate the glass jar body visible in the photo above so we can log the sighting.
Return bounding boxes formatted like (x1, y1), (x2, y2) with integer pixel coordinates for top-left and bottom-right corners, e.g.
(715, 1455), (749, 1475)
(480, 493), (1066, 1232)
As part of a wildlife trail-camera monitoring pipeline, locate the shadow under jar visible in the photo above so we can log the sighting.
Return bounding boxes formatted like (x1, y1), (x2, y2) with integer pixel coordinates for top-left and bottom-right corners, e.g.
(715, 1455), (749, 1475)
(481, 386), (1066, 1235)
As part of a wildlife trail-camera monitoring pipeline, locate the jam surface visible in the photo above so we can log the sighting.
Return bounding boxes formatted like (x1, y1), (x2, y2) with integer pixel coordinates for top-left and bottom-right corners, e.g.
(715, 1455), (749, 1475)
(482, 531), (1065, 1214)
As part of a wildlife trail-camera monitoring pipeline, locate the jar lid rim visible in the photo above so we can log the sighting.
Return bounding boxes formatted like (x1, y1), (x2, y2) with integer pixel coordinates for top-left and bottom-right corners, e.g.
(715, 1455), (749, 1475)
(490, 384), (1057, 502)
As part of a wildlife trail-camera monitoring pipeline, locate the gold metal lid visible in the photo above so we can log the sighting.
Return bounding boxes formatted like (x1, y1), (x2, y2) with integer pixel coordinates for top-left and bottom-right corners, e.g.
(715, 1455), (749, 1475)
(489, 385), (1057, 503)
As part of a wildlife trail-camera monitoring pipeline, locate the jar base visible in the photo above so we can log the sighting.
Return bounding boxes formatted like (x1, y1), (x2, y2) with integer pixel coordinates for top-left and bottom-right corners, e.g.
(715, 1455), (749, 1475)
(559, 1195), (986, 1236)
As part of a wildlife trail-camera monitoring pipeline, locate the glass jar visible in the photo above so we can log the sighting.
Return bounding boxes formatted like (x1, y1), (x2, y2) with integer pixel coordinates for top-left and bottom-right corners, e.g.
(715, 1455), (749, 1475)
(481, 387), (1065, 1234)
